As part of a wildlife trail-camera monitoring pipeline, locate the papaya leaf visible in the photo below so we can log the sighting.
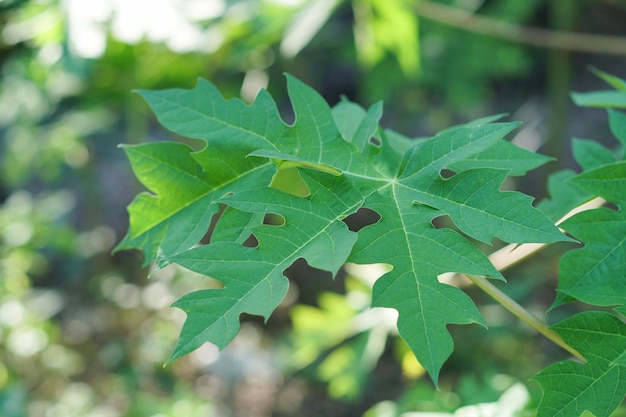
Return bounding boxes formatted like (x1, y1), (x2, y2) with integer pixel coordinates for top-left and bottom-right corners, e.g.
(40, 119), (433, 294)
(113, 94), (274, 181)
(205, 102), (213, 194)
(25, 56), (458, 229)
(552, 161), (626, 313)
(589, 67), (626, 92)
(119, 75), (569, 385)
(537, 99), (625, 224)
(571, 91), (626, 109)
(572, 138), (619, 171)
(447, 139), (553, 176)
(331, 97), (383, 150)
(533, 312), (626, 417)
(345, 123), (567, 383)
(572, 70), (626, 109)
(210, 207), (264, 245)
(165, 171), (374, 362)
(115, 81), (287, 262)
(348, 189), (499, 383)
(554, 207), (626, 313)
(537, 170), (592, 223)
(114, 141), (271, 264)
(608, 109), (626, 150)
(569, 160), (626, 205)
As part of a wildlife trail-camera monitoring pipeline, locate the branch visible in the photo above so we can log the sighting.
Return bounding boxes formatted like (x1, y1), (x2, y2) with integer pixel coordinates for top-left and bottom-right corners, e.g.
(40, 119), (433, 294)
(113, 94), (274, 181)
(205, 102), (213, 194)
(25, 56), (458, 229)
(414, 0), (626, 56)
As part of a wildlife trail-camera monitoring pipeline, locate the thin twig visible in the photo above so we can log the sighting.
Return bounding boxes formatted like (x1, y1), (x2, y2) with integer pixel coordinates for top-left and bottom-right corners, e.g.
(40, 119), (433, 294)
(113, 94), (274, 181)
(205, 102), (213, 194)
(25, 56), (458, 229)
(415, 0), (626, 56)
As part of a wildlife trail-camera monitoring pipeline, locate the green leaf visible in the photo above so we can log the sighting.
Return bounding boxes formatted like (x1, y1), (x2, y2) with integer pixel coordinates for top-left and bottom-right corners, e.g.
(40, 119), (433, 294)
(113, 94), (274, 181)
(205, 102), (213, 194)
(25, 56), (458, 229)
(114, 141), (271, 264)
(569, 160), (626, 205)
(249, 76), (376, 177)
(572, 138), (618, 171)
(210, 207), (264, 245)
(537, 169), (592, 223)
(349, 189), (499, 383)
(117, 75), (373, 263)
(166, 171), (373, 361)
(354, 0), (421, 75)
(115, 80), (288, 262)
(571, 91), (626, 109)
(346, 123), (565, 383)
(448, 140), (553, 176)
(553, 207), (626, 312)
(608, 109), (626, 151)
(332, 98), (383, 151)
(589, 67), (626, 92)
(533, 312), (626, 417)
(408, 168), (567, 244)
(120, 75), (569, 386)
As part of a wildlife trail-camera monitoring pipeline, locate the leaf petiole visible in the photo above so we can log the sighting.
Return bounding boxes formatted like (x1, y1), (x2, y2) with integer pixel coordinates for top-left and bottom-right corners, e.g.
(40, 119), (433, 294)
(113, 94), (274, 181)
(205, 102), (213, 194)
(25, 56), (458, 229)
(465, 273), (586, 363)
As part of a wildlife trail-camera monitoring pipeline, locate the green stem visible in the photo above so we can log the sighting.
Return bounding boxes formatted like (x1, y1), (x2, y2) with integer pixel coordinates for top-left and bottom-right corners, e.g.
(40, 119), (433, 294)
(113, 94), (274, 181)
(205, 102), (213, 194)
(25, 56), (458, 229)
(465, 273), (586, 363)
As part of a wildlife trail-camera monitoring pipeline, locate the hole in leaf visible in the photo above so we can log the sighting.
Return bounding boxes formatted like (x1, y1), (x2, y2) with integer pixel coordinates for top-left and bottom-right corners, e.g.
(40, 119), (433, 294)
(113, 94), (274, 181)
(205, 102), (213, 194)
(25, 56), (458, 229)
(431, 214), (455, 230)
(342, 208), (381, 232)
(283, 258), (340, 306)
(201, 203), (227, 244)
(440, 169), (456, 179)
(369, 137), (381, 147)
(242, 234), (259, 248)
(264, 213), (285, 226)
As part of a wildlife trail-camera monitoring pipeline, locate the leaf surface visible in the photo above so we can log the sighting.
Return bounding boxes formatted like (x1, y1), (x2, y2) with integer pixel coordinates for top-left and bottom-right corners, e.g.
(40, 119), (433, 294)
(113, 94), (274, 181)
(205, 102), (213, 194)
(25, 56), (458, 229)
(447, 139), (552, 176)
(537, 170), (591, 223)
(570, 160), (626, 205)
(571, 91), (626, 109)
(115, 81), (288, 261)
(555, 207), (626, 312)
(533, 312), (626, 417)
(119, 75), (568, 384)
(114, 141), (272, 263)
(553, 161), (626, 313)
(166, 171), (373, 361)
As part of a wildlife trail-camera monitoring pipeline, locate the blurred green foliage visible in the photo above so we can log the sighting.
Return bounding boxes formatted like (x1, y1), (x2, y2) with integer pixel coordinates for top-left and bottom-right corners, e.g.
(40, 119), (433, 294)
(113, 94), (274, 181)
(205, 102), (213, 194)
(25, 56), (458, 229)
(1, 0), (625, 415)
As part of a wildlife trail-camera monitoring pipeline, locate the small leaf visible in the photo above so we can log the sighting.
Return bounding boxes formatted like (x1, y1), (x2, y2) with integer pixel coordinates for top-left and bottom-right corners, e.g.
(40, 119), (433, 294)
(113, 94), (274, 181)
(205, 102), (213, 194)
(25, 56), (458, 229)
(399, 122), (522, 179)
(569, 160), (626, 205)
(608, 109), (626, 150)
(571, 91), (626, 109)
(537, 169), (592, 223)
(332, 98), (383, 151)
(533, 312), (626, 417)
(572, 138), (618, 171)
(553, 207), (626, 312)
(589, 67), (626, 92)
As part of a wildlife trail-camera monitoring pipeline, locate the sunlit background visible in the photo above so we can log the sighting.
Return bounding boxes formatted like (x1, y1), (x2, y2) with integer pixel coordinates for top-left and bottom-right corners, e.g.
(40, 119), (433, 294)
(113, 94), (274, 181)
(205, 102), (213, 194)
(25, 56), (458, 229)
(1, 0), (625, 416)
